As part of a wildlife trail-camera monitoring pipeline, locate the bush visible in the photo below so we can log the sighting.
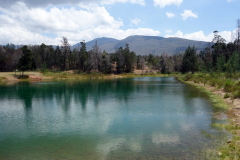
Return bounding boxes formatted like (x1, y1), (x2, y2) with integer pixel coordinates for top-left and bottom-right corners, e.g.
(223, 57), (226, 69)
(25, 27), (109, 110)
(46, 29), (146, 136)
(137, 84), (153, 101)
(18, 75), (29, 79)
(40, 63), (49, 74)
(224, 80), (234, 92)
(183, 74), (193, 81)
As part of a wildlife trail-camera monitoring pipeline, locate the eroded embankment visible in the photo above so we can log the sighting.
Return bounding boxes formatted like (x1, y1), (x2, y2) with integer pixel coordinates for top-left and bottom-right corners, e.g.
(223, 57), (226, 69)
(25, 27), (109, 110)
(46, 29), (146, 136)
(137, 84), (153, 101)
(179, 75), (240, 159)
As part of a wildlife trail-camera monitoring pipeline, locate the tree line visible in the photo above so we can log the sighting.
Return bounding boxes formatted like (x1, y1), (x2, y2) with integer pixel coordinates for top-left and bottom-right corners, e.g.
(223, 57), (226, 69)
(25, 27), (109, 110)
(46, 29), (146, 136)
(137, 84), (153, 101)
(0, 19), (240, 76)
(0, 38), (137, 75)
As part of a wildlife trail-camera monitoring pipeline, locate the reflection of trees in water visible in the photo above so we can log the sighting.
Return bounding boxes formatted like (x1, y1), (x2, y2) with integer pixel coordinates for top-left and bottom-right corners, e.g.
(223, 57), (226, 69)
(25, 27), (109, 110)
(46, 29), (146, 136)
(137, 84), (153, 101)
(14, 82), (37, 109)
(0, 80), (138, 112)
(0, 77), (216, 116)
(179, 83), (214, 115)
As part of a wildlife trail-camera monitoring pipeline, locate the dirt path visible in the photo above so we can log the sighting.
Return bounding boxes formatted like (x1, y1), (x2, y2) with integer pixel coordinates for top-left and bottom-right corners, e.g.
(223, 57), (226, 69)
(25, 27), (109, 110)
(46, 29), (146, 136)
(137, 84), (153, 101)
(5, 75), (19, 81)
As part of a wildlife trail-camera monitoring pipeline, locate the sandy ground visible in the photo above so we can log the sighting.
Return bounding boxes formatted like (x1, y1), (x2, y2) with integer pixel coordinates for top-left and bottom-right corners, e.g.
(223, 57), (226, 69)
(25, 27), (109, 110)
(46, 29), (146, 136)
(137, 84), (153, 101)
(0, 72), (43, 82)
(134, 69), (158, 74)
(187, 81), (240, 131)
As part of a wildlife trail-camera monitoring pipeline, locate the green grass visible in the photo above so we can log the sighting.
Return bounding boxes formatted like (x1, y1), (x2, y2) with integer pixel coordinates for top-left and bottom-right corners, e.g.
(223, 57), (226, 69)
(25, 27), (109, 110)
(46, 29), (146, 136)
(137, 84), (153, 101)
(181, 72), (240, 100)
(42, 71), (177, 80)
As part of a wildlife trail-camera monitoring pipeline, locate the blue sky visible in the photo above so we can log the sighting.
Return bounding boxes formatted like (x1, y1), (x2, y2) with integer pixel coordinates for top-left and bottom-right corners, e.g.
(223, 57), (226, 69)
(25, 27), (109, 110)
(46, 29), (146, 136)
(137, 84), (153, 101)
(0, 0), (239, 45)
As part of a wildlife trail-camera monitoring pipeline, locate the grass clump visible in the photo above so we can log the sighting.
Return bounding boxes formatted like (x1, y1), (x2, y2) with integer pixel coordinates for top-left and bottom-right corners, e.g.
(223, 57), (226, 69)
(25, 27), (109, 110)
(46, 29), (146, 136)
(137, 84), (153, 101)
(0, 77), (7, 82)
(224, 93), (231, 98)
(233, 89), (240, 99)
(224, 79), (234, 92)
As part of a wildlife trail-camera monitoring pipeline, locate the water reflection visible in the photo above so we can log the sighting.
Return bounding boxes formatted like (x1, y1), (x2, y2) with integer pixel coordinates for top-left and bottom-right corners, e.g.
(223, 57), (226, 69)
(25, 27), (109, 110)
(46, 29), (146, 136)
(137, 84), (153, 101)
(0, 77), (227, 159)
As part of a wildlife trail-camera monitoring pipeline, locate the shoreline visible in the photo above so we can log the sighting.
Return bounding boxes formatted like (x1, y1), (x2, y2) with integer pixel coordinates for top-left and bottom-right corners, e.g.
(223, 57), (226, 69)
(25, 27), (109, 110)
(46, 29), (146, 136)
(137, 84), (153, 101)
(179, 77), (240, 158)
(180, 79), (240, 120)
(0, 71), (177, 84)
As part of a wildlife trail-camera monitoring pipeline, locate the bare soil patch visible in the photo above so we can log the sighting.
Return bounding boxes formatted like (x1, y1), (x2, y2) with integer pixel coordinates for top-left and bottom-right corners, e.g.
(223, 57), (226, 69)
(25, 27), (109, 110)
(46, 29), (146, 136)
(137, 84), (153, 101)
(0, 72), (43, 82)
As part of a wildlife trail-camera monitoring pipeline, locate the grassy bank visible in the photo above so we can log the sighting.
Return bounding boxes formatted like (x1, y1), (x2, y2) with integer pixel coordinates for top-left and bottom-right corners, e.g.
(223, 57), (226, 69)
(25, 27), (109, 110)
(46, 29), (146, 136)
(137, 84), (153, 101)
(0, 71), (179, 82)
(43, 71), (179, 80)
(180, 73), (240, 159)
(180, 73), (240, 99)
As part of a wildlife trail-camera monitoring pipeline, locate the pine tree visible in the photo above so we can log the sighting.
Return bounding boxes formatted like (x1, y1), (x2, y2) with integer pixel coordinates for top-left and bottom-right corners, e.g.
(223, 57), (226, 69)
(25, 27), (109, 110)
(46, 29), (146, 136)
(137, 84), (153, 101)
(17, 46), (33, 75)
(182, 46), (198, 73)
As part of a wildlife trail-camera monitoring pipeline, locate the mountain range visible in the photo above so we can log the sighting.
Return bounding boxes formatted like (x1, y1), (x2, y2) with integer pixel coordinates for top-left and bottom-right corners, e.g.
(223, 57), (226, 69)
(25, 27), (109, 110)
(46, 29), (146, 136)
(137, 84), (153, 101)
(72, 35), (211, 56)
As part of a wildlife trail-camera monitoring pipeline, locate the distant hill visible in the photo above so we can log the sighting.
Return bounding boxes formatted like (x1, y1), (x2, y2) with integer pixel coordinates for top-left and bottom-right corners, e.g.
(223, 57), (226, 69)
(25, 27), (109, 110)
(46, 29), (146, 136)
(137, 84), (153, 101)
(72, 35), (211, 56)
(71, 37), (119, 51)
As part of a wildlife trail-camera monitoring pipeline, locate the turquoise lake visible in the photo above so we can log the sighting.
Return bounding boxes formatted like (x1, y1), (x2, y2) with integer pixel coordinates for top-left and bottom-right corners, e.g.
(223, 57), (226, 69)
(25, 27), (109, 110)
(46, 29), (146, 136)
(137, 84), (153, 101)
(0, 77), (227, 159)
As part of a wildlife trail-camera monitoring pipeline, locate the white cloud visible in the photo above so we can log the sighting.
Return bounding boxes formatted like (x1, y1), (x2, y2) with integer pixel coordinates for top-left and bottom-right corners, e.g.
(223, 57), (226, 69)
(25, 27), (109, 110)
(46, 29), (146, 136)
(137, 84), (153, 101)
(0, 2), (159, 45)
(58, 28), (161, 44)
(165, 30), (233, 43)
(165, 30), (172, 33)
(131, 18), (141, 25)
(181, 10), (198, 20)
(0, 2), (123, 32)
(0, 0), (146, 8)
(0, 26), (60, 45)
(166, 12), (175, 18)
(153, 0), (183, 8)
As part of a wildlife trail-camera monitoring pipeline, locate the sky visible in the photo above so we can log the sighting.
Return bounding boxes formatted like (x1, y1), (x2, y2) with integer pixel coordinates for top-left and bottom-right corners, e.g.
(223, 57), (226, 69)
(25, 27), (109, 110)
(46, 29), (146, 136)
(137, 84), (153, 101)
(0, 0), (239, 45)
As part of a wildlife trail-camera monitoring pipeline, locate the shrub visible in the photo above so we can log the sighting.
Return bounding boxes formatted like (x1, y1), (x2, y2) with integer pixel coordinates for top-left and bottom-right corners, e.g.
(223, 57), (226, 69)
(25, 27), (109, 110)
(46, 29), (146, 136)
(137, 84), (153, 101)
(224, 80), (234, 92)
(233, 89), (240, 99)
(18, 75), (29, 79)
(183, 74), (193, 81)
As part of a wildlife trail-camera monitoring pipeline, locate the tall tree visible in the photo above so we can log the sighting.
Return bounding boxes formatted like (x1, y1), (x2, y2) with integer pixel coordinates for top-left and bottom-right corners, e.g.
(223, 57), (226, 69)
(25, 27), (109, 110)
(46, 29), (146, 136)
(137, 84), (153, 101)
(236, 19), (240, 51)
(99, 53), (112, 74)
(199, 43), (213, 72)
(61, 37), (70, 70)
(182, 46), (198, 73)
(17, 46), (33, 75)
(124, 44), (136, 73)
(78, 41), (89, 72)
(173, 54), (183, 72)
(90, 41), (101, 71)
(0, 46), (7, 72)
(53, 46), (61, 69)
(116, 47), (125, 73)
(211, 31), (227, 70)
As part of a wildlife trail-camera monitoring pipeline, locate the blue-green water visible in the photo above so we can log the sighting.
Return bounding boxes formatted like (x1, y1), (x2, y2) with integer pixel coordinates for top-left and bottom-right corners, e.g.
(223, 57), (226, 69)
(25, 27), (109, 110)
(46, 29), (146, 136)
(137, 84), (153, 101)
(0, 77), (226, 159)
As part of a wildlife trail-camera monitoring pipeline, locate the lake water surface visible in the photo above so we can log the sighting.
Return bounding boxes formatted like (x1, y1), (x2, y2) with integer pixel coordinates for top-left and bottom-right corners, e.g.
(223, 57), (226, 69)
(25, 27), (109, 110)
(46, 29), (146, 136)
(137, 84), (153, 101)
(0, 77), (226, 159)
